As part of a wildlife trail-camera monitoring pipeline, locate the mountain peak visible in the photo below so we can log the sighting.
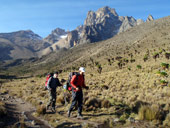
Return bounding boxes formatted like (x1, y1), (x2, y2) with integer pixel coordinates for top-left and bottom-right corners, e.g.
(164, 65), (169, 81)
(44, 28), (67, 44)
(146, 14), (154, 22)
(84, 6), (118, 26)
(96, 6), (118, 17)
(51, 28), (67, 36)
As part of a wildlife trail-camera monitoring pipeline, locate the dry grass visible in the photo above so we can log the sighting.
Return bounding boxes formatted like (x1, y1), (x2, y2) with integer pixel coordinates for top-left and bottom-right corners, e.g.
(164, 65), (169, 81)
(138, 104), (163, 121)
(0, 101), (7, 118)
(36, 105), (46, 116)
(163, 113), (170, 127)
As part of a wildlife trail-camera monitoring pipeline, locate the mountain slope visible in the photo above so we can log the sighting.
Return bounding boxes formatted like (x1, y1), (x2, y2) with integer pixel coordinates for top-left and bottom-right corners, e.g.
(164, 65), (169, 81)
(0, 30), (50, 61)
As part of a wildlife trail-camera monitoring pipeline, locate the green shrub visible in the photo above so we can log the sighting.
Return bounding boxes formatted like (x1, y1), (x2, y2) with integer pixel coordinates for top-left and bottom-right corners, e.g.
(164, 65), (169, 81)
(143, 54), (149, 62)
(160, 71), (168, 77)
(136, 65), (142, 69)
(157, 71), (168, 77)
(160, 80), (168, 86)
(128, 66), (131, 71)
(161, 63), (169, 69)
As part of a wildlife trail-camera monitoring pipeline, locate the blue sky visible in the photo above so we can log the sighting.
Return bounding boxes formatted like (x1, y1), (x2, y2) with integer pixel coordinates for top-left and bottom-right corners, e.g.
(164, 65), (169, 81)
(0, 0), (169, 37)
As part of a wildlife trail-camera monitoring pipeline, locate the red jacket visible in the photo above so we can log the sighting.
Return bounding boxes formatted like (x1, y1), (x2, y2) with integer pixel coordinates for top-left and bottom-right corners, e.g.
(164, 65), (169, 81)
(71, 74), (86, 92)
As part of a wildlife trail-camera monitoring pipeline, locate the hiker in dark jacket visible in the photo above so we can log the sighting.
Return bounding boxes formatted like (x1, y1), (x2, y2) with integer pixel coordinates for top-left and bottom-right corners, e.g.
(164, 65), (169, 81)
(68, 67), (89, 118)
(46, 72), (62, 112)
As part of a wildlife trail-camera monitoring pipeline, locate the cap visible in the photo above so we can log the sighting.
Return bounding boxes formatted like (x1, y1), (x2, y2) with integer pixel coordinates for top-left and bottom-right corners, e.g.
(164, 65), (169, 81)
(79, 67), (85, 72)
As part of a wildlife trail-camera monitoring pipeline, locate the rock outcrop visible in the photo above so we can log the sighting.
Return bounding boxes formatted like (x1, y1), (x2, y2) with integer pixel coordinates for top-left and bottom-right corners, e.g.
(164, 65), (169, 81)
(79, 6), (144, 43)
(146, 15), (154, 22)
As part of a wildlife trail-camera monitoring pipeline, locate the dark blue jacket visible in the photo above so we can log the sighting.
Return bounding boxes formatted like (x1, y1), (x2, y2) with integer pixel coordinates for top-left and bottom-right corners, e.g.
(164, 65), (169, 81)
(47, 77), (62, 91)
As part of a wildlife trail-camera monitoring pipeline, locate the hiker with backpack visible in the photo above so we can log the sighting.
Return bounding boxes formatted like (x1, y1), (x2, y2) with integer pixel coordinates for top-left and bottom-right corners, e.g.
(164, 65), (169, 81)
(46, 72), (62, 112)
(67, 67), (89, 118)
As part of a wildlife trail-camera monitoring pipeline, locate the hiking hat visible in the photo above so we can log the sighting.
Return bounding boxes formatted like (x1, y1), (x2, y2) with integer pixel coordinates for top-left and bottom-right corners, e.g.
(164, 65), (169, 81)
(79, 67), (85, 72)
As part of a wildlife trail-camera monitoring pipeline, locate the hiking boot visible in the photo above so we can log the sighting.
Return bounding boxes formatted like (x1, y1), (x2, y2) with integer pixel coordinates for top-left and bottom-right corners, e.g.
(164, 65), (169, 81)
(67, 111), (71, 117)
(77, 113), (83, 119)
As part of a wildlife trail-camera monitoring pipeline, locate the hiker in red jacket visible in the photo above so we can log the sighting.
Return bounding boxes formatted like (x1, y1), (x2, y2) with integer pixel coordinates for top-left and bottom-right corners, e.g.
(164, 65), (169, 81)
(68, 67), (89, 118)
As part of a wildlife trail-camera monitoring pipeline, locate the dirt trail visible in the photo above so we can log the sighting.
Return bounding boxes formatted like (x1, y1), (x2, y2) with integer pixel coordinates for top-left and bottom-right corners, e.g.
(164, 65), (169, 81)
(0, 93), (53, 128)
(0, 92), (104, 128)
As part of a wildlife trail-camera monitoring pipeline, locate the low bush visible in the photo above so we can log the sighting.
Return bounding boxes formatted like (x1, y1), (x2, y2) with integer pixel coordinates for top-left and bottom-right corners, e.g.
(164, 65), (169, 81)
(136, 65), (142, 69)
(156, 71), (168, 77)
(101, 99), (112, 108)
(161, 63), (169, 69)
(138, 104), (162, 121)
(84, 98), (101, 110)
(160, 80), (168, 86)
(36, 105), (46, 115)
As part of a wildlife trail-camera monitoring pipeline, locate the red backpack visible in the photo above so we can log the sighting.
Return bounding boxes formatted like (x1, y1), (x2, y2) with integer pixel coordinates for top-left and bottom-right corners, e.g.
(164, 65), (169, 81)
(45, 73), (53, 88)
(66, 72), (84, 91)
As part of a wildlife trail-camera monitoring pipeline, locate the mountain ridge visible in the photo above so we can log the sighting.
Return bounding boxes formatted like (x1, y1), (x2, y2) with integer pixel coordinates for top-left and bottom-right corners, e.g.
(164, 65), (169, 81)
(0, 6), (155, 61)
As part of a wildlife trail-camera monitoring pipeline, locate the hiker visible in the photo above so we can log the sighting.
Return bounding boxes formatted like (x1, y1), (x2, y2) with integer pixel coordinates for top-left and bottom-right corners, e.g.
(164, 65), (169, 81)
(68, 67), (89, 118)
(46, 72), (62, 112)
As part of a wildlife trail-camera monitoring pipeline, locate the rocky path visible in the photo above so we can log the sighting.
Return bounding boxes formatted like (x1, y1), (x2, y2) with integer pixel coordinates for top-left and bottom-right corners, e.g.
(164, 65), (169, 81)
(0, 92), (102, 128)
(0, 92), (151, 128)
(0, 93), (53, 128)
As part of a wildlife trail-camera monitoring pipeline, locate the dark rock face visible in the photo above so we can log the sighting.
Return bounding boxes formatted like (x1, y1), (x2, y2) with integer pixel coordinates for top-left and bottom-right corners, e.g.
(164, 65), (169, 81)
(66, 30), (79, 47)
(79, 6), (144, 43)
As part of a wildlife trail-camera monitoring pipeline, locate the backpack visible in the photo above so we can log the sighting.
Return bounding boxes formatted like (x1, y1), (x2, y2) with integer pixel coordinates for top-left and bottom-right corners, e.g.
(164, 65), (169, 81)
(45, 73), (53, 89)
(66, 72), (79, 91)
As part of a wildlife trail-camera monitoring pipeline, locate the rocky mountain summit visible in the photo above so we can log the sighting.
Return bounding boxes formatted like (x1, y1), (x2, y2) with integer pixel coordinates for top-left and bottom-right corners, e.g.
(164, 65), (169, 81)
(146, 15), (154, 22)
(79, 6), (144, 43)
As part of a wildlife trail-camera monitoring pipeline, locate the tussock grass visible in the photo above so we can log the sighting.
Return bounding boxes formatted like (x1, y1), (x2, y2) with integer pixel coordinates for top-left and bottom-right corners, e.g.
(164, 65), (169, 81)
(138, 104), (163, 121)
(101, 99), (112, 108)
(36, 105), (46, 116)
(0, 101), (7, 118)
(163, 113), (170, 127)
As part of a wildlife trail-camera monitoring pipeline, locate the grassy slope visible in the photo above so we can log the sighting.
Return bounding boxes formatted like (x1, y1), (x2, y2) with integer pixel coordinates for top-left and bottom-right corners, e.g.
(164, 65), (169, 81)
(1, 16), (170, 127)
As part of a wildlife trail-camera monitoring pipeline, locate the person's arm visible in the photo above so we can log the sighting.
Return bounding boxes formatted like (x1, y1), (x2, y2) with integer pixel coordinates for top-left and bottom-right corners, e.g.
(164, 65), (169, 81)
(47, 77), (52, 90)
(70, 75), (77, 89)
(82, 76), (89, 89)
(57, 78), (62, 86)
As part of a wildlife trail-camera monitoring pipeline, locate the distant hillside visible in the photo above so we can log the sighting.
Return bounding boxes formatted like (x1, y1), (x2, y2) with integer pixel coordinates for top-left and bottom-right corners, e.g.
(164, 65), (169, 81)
(0, 30), (50, 61)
